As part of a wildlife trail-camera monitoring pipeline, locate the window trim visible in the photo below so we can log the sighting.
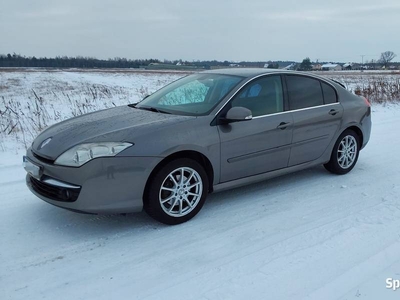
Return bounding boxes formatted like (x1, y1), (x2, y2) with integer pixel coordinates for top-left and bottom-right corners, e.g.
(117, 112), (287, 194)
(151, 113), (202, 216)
(212, 72), (341, 125)
(252, 102), (340, 119)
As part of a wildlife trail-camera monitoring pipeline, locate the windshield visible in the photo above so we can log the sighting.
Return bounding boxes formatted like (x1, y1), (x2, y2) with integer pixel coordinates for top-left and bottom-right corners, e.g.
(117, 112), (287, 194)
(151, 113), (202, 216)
(135, 73), (243, 116)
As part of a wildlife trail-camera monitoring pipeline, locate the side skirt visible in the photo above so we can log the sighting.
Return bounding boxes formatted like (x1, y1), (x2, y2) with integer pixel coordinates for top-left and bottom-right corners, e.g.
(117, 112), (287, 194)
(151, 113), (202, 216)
(212, 160), (324, 193)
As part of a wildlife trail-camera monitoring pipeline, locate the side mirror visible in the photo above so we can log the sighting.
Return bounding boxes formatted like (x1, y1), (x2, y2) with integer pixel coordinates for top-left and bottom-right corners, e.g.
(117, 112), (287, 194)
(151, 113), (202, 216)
(222, 107), (252, 123)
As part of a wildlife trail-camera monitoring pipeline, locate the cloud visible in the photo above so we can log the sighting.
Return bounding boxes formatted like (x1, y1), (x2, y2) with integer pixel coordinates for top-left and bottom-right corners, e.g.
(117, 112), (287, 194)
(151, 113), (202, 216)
(260, 10), (334, 22)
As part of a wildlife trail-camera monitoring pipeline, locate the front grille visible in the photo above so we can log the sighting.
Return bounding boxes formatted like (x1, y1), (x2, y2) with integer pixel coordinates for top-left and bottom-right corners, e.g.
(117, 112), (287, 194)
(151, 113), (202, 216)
(31, 150), (55, 164)
(29, 176), (80, 202)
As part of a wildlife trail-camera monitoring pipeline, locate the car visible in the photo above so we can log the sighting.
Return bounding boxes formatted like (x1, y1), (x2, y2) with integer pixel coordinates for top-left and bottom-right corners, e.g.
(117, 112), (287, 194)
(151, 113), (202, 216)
(23, 68), (372, 225)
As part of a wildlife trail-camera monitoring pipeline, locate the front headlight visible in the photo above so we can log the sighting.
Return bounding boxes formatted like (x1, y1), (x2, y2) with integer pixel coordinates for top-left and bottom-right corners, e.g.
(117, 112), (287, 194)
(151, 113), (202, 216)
(54, 142), (133, 167)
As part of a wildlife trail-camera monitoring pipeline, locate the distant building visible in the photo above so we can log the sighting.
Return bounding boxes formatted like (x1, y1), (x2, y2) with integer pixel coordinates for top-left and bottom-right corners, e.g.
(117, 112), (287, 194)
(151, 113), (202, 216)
(312, 64), (322, 70)
(343, 63), (352, 70)
(321, 63), (342, 71)
(284, 63), (296, 70)
(147, 63), (201, 71)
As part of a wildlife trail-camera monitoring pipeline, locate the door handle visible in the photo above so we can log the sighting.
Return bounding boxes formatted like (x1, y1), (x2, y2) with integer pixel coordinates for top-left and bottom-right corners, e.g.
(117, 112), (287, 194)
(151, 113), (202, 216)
(329, 109), (340, 116)
(277, 122), (291, 130)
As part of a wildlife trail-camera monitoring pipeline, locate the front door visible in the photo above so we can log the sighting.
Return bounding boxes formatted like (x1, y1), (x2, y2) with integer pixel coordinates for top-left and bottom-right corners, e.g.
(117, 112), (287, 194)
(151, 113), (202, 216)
(217, 75), (293, 182)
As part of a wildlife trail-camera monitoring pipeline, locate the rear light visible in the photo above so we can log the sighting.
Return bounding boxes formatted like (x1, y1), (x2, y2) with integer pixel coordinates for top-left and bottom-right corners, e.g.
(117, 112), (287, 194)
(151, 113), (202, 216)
(363, 97), (371, 116)
(363, 97), (371, 107)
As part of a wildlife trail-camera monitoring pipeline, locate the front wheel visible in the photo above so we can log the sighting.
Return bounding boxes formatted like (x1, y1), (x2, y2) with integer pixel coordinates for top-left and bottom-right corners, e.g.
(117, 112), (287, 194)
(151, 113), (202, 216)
(144, 158), (209, 225)
(324, 129), (360, 175)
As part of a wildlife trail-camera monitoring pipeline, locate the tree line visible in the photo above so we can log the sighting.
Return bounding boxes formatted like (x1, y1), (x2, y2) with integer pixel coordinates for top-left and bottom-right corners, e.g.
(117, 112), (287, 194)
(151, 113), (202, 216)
(0, 53), (161, 68)
(297, 51), (397, 71)
(0, 53), (292, 69)
(1, 52), (397, 70)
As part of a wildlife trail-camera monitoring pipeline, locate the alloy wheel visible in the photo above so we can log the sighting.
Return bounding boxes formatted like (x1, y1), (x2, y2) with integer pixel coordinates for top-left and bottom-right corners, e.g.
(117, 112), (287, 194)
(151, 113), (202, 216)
(159, 167), (203, 217)
(337, 135), (358, 169)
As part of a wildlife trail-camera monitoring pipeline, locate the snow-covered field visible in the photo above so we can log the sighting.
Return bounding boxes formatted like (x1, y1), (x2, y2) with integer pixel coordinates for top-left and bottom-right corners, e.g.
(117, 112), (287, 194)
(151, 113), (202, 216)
(0, 69), (186, 151)
(1, 70), (400, 300)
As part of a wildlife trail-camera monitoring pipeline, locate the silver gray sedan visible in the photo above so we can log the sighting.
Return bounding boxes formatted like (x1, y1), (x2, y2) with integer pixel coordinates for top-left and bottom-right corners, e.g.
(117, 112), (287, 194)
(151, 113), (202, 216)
(24, 69), (371, 224)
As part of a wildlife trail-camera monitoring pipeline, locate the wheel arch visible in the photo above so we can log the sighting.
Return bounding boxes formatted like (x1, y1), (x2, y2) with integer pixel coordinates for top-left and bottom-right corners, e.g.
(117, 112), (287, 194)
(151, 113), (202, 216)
(342, 125), (363, 147)
(143, 150), (215, 202)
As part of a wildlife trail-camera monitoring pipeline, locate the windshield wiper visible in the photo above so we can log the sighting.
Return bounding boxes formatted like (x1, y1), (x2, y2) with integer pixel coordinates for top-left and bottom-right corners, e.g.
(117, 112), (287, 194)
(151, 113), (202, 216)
(131, 105), (171, 114)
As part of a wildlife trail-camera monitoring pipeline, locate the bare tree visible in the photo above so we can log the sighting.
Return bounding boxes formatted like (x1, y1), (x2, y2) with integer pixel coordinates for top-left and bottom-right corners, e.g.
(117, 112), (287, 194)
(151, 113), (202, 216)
(380, 51), (396, 68)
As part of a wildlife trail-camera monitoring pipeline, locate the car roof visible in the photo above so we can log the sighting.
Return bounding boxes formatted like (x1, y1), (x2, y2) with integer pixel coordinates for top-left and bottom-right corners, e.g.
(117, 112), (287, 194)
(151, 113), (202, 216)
(203, 68), (283, 78)
(202, 68), (340, 87)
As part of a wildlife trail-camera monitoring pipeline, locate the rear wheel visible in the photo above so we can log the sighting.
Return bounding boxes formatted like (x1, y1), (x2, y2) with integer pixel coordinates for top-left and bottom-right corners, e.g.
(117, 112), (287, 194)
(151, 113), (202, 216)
(324, 129), (360, 175)
(144, 158), (209, 225)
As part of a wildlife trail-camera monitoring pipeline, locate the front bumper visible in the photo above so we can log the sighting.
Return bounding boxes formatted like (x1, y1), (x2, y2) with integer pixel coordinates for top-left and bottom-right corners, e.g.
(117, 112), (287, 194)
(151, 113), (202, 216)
(24, 148), (163, 214)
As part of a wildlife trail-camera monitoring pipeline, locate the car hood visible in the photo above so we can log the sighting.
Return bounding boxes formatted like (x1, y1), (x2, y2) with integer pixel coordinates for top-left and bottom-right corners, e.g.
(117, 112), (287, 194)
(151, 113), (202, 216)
(32, 105), (191, 160)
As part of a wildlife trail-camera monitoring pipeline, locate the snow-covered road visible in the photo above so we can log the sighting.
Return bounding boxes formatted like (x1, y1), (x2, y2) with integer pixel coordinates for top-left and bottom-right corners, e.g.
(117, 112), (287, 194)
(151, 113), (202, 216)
(1, 105), (400, 300)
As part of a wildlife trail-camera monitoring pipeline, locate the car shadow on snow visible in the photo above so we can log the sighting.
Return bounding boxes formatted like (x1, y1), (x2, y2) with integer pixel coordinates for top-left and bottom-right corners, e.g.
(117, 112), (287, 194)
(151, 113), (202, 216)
(205, 165), (331, 206)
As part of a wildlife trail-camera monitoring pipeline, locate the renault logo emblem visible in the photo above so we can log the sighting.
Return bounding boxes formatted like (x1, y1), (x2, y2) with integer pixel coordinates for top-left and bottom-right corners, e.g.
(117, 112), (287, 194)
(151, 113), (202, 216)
(39, 138), (52, 149)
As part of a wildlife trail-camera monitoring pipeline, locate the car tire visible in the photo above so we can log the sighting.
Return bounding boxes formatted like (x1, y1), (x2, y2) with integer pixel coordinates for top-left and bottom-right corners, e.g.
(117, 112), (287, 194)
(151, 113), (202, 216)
(324, 129), (360, 175)
(144, 158), (209, 225)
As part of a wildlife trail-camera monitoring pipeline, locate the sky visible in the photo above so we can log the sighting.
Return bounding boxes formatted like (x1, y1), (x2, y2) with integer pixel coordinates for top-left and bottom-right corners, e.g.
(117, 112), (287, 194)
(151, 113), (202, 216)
(0, 0), (399, 63)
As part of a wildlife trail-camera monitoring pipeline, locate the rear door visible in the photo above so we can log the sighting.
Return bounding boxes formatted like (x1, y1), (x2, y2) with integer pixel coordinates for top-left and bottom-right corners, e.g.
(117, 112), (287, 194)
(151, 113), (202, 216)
(217, 75), (293, 182)
(285, 75), (343, 166)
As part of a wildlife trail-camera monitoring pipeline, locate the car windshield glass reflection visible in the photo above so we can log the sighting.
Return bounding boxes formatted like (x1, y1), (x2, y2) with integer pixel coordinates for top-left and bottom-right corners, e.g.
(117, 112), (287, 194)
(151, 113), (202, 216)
(135, 74), (242, 116)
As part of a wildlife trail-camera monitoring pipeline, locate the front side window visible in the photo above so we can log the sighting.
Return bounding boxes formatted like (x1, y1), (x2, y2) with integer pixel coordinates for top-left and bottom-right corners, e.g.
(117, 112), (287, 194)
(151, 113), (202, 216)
(136, 74), (242, 116)
(230, 75), (284, 117)
(286, 75), (324, 110)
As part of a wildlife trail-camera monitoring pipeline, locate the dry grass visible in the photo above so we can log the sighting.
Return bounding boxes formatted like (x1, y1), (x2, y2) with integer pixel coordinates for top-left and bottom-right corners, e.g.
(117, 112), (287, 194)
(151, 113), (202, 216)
(323, 74), (400, 103)
(0, 71), (183, 150)
(0, 85), (123, 149)
(353, 78), (400, 103)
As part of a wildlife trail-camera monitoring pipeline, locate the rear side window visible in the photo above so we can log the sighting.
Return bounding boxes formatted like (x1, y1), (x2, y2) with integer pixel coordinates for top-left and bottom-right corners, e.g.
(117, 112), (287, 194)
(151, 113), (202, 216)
(321, 82), (337, 104)
(286, 75), (324, 110)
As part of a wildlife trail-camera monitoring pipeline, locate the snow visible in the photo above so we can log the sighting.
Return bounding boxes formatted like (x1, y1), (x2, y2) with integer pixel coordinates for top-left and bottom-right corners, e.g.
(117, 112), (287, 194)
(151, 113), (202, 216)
(1, 71), (400, 300)
(0, 70), (185, 151)
(321, 63), (340, 68)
